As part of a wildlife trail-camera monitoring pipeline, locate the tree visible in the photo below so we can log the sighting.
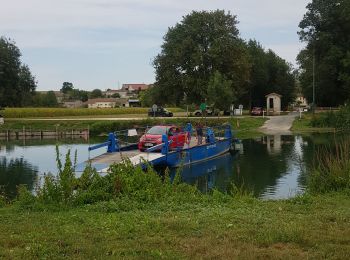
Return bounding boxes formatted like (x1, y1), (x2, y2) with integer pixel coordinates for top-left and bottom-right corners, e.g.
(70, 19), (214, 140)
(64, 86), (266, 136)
(153, 10), (250, 105)
(207, 71), (234, 111)
(297, 0), (350, 106)
(111, 93), (120, 98)
(243, 40), (296, 109)
(89, 89), (103, 99)
(60, 82), (74, 94)
(44, 91), (58, 107)
(0, 37), (37, 107)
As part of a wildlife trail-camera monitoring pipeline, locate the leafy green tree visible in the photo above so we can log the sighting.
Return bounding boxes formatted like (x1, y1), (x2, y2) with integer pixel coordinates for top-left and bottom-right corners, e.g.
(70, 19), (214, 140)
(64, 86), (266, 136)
(139, 86), (163, 107)
(153, 10), (250, 105)
(60, 82), (74, 94)
(0, 37), (37, 107)
(298, 0), (350, 106)
(207, 71), (234, 111)
(89, 89), (103, 99)
(43, 91), (58, 107)
(67, 89), (88, 102)
(243, 40), (296, 109)
(111, 93), (120, 98)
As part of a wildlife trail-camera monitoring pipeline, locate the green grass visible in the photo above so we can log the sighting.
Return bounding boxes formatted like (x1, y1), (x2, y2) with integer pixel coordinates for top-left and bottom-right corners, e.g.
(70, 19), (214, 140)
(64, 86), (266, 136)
(0, 117), (267, 139)
(292, 113), (336, 133)
(3, 107), (184, 118)
(1, 192), (350, 259)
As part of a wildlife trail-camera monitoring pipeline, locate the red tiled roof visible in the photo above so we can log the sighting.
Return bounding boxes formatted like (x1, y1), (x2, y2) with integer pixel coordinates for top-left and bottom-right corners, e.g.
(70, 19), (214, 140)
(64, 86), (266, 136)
(122, 84), (150, 91)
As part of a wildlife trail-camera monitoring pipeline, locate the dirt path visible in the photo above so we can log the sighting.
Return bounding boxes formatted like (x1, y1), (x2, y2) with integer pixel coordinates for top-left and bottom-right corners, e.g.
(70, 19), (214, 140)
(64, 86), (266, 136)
(259, 113), (297, 135)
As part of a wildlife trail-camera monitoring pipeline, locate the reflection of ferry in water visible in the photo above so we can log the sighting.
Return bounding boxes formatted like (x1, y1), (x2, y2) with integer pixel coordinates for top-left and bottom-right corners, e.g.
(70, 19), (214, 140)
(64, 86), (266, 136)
(75, 125), (241, 173)
(173, 152), (236, 193)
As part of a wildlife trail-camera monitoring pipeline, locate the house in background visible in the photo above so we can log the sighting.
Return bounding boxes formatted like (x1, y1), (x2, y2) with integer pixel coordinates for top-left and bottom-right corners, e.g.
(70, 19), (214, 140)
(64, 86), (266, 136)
(86, 98), (117, 108)
(104, 89), (129, 98)
(295, 94), (308, 107)
(115, 98), (129, 107)
(121, 84), (151, 93)
(63, 100), (83, 108)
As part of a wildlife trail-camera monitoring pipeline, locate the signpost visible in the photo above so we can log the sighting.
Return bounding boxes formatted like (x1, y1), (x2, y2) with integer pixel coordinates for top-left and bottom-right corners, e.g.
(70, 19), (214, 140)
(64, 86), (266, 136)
(152, 104), (157, 118)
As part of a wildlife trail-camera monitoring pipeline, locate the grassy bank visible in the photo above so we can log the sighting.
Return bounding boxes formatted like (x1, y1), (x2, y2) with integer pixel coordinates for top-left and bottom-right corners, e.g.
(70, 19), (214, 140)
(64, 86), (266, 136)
(1, 192), (349, 258)
(0, 117), (267, 139)
(1, 135), (350, 258)
(3, 107), (184, 118)
(292, 113), (336, 133)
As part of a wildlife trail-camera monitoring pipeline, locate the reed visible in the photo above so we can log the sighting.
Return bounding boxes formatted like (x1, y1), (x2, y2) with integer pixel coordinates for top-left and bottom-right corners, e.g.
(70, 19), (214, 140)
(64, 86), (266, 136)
(309, 139), (350, 193)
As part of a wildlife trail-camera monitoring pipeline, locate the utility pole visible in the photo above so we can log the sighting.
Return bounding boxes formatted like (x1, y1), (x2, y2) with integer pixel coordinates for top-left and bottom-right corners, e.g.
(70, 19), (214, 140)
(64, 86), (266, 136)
(312, 48), (316, 114)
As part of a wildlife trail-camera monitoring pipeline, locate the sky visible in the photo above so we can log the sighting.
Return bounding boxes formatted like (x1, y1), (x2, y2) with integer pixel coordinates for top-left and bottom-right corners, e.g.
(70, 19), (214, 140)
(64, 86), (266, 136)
(0, 0), (309, 91)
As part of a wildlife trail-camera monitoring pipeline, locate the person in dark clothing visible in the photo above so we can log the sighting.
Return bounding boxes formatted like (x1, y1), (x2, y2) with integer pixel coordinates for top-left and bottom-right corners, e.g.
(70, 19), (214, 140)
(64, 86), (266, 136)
(196, 122), (204, 145)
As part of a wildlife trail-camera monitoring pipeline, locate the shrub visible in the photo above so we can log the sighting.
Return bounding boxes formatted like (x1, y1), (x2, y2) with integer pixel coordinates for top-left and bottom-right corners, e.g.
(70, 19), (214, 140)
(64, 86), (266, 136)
(311, 105), (350, 129)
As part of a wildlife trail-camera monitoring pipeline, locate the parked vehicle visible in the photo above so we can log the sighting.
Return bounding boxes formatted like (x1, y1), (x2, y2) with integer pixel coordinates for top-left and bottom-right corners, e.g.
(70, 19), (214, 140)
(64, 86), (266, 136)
(251, 107), (263, 116)
(148, 107), (173, 117)
(194, 106), (219, 116)
(138, 125), (186, 151)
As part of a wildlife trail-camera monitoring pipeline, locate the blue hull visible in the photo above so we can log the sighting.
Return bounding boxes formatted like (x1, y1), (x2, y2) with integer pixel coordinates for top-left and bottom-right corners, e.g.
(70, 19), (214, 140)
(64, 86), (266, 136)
(161, 138), (232, 167)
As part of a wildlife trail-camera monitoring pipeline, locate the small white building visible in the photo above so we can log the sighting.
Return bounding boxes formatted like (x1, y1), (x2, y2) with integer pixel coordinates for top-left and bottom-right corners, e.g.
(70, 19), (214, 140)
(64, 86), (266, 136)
(86, 98), (117, 108)
(295, 95), (308, 107)
(63, 100), (83, 108)
(266, 93), (282, 115)
(104, 89), (129, 98)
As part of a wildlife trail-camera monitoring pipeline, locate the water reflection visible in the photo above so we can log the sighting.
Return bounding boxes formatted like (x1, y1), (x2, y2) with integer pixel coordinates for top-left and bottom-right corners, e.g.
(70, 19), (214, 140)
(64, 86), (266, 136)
(178, 134), (315, 199)
(0, 157), (38, 199)
(0, 133), (344, 200)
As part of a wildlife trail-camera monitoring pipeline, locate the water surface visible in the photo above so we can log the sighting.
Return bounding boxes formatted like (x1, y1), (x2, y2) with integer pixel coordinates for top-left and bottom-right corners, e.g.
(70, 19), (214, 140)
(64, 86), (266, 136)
(0, 133), (342, 199)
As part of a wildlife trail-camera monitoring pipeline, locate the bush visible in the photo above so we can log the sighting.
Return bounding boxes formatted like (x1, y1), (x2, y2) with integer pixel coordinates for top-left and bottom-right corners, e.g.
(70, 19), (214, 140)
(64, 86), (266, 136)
(311, 105), (350, 129)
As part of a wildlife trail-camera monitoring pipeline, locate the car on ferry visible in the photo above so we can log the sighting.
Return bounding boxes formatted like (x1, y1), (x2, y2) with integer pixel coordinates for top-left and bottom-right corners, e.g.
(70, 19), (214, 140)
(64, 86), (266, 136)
(138, 125), (187, 151)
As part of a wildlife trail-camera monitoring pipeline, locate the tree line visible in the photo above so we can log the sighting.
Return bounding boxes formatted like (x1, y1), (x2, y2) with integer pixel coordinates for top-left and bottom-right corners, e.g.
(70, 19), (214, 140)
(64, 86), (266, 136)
(2, 2), (350, 109)
(145, 10), (296, 110)
(297, 0), (350, 107)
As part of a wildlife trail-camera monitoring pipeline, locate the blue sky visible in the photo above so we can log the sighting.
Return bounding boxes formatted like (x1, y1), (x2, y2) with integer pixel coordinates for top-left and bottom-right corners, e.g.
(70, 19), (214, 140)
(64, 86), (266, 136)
(0, 0), (309, 91)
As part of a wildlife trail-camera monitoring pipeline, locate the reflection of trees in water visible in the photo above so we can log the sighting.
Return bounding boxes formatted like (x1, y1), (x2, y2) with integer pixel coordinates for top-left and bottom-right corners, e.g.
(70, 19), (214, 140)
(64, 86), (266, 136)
(234, 136), (295, 196)
(0, 157), (38, 199)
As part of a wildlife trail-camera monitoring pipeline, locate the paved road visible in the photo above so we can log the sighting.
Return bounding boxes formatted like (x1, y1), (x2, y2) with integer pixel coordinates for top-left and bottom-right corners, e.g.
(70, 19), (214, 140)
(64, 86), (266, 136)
(259, 113), (297, 135)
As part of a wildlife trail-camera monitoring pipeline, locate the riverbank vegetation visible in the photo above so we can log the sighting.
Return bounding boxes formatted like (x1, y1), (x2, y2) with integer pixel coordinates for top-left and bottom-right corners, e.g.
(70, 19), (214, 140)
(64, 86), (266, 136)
(0, 117), (266, 139)
(1, 144), (350, 258)
(292, 106), (350, 132)
(2, 107), (184, 118)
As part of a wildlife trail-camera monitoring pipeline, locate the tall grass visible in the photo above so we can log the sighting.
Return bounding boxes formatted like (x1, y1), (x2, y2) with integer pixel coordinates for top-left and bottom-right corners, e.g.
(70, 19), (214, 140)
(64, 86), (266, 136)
(312, 105), (350, 129)
(14, 146), (253, 210)
(309, 139), (350, 193)
(4, 107), (184, 118)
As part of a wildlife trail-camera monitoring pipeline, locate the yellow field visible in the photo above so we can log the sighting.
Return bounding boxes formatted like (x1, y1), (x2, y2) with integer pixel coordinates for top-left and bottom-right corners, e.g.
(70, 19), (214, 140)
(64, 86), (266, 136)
(4, 107), (184, 118)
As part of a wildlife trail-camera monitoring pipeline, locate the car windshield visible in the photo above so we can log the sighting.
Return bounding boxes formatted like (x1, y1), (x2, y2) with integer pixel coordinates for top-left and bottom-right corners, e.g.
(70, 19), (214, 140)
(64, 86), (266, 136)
(147, 126), (167, 135)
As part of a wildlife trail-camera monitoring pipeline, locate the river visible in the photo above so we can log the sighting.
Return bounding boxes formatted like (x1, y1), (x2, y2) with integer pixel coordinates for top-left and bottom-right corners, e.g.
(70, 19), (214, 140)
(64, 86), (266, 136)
(0, 133), (343, 200)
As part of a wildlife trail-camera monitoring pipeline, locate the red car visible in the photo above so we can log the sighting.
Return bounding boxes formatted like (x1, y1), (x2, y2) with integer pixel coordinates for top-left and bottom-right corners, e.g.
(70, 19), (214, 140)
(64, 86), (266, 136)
(138, 125), (187, 151)
(251, 107), (263, 116)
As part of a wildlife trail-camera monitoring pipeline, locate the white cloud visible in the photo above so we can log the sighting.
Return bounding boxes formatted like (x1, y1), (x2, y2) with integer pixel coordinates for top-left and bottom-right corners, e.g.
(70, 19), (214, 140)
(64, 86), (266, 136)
(0, 0), (310, 89)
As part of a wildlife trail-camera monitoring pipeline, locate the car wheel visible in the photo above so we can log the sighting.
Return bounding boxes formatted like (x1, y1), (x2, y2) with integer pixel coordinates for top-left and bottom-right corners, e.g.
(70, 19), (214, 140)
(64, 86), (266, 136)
(195, 112), (201, 116)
